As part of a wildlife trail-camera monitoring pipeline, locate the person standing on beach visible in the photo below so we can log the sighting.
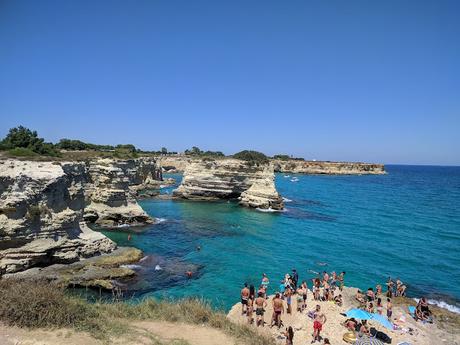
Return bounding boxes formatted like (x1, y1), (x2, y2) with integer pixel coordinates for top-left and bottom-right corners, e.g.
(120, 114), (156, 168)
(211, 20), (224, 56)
(296, 286), (304, 312)
(292, 268), (299, 289)
(311, 304), (327, 343)
(301, 281), (308, 310)
(247, 297), (254, 324)
(241, 283), (250, 314)
(386, 277), (394, 298)
(261, 273), (270, 296)
(338, 271), (346, 291)
(255, 292), (267, 327)
(386, 298), (393, 320)
(283, 326), (294, 345)
(285, 286), (292, 314)
(271, 293), (284, 328)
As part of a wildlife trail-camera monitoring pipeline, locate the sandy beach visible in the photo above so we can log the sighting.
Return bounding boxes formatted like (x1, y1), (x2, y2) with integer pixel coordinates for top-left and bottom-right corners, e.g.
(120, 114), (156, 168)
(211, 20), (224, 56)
(227, 286), (460, 345)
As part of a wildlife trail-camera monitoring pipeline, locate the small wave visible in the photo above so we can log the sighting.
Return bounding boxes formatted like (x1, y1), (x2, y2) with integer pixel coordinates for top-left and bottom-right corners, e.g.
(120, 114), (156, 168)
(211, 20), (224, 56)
(284, 175), (290, 178)
(282, 197), (293, 202)
(256, 207), (285, 213)
(308, 269), (320, 275)
(160, 184), (167, 188)
(155, 217), (167, 223)
(121, 264), (142, 270)
(155, 265), (162, 271)
(140, 256), (149, 262)
(413, 298), (460, 314)
(116, 224), (130, 228)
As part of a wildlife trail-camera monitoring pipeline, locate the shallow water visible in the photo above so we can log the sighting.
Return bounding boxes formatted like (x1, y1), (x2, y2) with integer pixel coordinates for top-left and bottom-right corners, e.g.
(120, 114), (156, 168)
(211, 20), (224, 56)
(102, 165), (460, 312)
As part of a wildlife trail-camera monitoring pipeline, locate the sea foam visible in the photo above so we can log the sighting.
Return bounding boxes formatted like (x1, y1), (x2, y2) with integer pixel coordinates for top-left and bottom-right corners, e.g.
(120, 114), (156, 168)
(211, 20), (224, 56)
(413, 298), (460, 314)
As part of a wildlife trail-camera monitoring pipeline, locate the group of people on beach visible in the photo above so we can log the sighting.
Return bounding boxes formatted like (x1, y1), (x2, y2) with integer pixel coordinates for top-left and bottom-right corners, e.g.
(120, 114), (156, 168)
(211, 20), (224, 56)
(240, 269), (342, 344)
(239, 269), (423, 345)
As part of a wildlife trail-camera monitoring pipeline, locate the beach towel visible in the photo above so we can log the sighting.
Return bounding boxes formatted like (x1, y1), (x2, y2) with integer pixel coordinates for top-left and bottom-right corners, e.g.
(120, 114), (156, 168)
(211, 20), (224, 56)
(408, 306), (416, 318)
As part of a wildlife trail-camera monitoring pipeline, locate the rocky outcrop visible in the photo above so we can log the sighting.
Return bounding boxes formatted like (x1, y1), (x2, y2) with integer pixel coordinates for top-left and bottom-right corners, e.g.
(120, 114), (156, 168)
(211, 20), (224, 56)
(0, 160), (116, 274)
(0, 157), (162, 274)
(4, 247), (144, 290)
(84, 159), (157, 227)
(273, 160), (385, 175)
(156, 155), (386, 175)
(239, 167), (284, 210)
(173, 159), (284, 210)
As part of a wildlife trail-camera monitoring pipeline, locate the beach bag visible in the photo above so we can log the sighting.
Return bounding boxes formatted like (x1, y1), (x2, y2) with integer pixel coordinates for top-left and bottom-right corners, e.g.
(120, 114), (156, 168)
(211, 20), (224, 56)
(370, 327), (392, 343)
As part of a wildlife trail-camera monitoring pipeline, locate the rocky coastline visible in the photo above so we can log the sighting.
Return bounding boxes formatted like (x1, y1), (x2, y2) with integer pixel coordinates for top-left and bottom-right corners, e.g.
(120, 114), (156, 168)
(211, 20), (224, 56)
(0, 157), (162, 279)
(158, 155), (385, 175)
(172, 159), (284, 210)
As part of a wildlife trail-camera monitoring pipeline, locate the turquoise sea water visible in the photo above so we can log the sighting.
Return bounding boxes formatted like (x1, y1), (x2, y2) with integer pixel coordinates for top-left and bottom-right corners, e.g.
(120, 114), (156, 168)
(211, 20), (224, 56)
(102, 165), (460, 312)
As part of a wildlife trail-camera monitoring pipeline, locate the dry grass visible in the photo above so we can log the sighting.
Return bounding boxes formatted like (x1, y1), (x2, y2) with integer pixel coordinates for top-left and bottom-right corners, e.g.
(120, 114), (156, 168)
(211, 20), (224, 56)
(0, 279), (274, 345)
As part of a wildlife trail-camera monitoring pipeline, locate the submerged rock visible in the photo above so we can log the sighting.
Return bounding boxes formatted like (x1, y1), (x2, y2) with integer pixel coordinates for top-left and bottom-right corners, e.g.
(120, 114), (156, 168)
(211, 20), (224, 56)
(173, 159), (284, 210)
(3, 247), (143, 290)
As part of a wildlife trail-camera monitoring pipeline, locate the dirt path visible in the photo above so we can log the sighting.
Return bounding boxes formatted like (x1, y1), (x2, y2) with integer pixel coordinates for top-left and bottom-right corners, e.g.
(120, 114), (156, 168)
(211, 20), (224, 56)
(0, 321), (237, 345)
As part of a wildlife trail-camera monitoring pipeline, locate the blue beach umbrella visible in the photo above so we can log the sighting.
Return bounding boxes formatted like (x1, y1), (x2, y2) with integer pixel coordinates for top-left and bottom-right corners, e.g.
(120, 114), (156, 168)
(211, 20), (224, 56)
(345, 308), (373, 320)
(369, 313), (394, 330)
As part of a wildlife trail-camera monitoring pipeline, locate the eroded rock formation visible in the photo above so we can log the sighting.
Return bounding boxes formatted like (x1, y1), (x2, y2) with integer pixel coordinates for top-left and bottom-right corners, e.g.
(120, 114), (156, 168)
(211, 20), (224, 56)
(84, 158), (156, 227)
(173, 159), (284, 210)
(0, 160), (116, 274)
(0, 158), (162, 274)
(156, 155), (386, 175)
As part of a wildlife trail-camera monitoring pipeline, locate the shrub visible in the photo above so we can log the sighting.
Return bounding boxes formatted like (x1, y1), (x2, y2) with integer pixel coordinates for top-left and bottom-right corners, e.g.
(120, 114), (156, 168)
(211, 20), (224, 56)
(232, 150), (269, 164)
(7, 147), (38, 157)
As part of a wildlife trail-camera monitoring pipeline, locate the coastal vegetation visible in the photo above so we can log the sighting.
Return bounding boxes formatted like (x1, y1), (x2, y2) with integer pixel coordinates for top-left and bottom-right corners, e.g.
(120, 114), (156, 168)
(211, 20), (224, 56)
(232, 150), (269, 164)
(0, 279), (275, 345)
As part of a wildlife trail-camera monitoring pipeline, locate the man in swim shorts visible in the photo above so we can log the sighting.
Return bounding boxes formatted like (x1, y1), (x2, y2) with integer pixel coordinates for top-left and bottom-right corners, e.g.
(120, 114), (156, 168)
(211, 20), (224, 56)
(255, 292), (267, 327)
(271, 293), (284, 329)
(312, 304), (327, 343)
(241, 283), (250, 314)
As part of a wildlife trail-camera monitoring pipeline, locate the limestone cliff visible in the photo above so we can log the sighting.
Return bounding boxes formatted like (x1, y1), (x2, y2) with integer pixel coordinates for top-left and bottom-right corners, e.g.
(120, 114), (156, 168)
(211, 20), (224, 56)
(173, 159), (284, 210)
(0, 157), (162, 274)
(83, 158), (156, 227)
(0, 160), (116, 274)
(157, 156), (385, 175)
(273, 160), (385, 175)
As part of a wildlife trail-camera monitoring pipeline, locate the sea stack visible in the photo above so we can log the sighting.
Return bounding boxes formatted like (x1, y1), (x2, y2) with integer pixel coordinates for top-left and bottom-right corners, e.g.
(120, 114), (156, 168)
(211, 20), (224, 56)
(173, 159), (284, 210)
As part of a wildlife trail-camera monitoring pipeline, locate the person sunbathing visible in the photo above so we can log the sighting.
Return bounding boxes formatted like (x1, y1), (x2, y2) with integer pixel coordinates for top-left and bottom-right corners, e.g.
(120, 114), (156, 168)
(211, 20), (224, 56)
(344, 317), (357, 331)
(334, 294), (343, 306)
(356, 290), (365, 305)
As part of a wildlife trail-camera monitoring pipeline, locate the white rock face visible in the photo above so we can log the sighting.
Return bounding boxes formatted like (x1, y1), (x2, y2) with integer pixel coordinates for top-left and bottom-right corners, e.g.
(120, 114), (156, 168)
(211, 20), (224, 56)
(83, 158), (156, 227)
(273, 160), (386, 174)
(239, 166), (284, 210)
(173, 159), (284, 210)
(0, 160), (116, 273)
(0, 157), (162, 274)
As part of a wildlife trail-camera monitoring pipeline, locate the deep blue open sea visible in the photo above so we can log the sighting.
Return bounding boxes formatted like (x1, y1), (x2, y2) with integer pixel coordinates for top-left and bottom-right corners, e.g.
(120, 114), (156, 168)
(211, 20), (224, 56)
(102, 165), (460, 312)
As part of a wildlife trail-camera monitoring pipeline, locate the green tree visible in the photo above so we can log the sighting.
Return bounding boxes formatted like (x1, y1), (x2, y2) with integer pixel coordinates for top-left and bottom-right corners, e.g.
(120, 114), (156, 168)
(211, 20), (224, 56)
(161, 147), (168, 154)
(1, 126), (58, 156)
(232, 150), (268, 164)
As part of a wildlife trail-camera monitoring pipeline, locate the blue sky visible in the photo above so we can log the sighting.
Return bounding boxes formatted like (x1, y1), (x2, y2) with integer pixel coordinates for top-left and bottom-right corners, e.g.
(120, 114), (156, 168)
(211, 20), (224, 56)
(0, 0), (459, 165)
